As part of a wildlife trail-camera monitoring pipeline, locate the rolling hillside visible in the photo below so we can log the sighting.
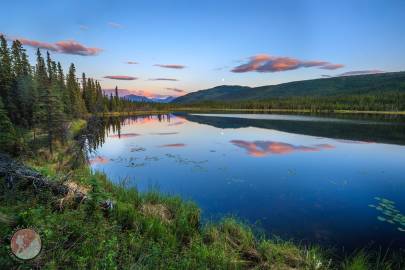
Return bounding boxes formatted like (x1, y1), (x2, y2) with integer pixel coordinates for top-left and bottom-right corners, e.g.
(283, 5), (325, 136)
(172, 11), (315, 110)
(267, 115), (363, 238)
(174, 71), (405, 103)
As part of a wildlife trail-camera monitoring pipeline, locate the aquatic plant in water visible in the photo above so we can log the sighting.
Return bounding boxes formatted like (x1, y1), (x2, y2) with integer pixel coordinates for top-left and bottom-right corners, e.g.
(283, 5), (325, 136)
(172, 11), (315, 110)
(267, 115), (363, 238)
(369, 197), (405, 232)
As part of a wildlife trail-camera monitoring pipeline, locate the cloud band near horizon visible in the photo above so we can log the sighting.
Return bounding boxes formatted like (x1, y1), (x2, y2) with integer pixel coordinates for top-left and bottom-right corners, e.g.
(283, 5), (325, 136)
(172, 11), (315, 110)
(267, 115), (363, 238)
(166, 87), (186, 93)
(149, 78), (178, 81)
(104, 75), (138, 80)
(154, 64), (186, 69)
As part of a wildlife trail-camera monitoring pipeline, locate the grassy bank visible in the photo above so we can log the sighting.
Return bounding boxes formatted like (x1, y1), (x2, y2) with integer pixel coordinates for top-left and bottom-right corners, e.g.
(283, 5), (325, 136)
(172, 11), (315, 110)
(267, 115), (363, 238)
(0, 120), (404, 269)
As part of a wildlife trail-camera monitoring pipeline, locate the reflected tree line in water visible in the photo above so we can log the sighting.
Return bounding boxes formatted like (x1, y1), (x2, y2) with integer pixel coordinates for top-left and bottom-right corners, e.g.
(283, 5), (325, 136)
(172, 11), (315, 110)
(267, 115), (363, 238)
(76, 113), (405, 235)
(179, 113), (405, 145)
(73, 112), (405, 168)
(75, 114), (173, 167)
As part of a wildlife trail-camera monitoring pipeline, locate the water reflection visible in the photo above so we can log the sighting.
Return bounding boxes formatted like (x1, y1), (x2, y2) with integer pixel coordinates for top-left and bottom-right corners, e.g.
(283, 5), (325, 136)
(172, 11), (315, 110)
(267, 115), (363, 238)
(181, 113), (405, 145)
(150, 132), (179, 135)
(89, 156), (110, 165)
(231, 140), (335, 157)
(109, 133), (140, 138)
(84, 113), (405, 252)
(159, 143), (186, 148)
(168, 120), (185, 126)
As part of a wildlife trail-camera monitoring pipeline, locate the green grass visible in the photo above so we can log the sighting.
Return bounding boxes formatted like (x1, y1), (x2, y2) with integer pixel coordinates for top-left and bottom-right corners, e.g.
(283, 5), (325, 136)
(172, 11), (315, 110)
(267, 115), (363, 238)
(0, 167), (332, 269)
(69, 119), (87, 137)
(0, 121), (404, 269)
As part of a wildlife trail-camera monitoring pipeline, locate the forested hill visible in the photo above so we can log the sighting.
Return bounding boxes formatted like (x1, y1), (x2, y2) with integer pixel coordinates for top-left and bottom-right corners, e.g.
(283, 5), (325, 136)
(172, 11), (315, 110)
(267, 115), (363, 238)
(173, 71), (405, 103)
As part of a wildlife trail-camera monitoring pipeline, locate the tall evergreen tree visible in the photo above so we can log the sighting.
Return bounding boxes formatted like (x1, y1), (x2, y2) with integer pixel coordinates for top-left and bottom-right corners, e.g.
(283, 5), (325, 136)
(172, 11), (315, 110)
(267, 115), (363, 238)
(33, 48), (48, 132)
(66, 63), (86, 118)
(35, 51), (66, 153)
(114, 86), (120, 111)
(46, 51), (54, 83)
(82, 72), (89, 110)
(11, 40), (33, 126)
(0, 97), (16, 152)
(0, 35), (13, 119)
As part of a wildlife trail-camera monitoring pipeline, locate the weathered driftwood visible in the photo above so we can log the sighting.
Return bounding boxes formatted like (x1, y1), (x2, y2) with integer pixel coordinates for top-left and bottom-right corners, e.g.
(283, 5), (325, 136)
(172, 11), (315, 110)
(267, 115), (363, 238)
(0, 153), (114, 211)
(0, 153), (85, 201)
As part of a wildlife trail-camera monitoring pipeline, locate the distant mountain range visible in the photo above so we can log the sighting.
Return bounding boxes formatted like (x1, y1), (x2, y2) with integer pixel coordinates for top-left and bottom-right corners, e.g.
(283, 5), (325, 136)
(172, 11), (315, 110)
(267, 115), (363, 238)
(124, 94), (176, 103)
(173, 71), (405, 103)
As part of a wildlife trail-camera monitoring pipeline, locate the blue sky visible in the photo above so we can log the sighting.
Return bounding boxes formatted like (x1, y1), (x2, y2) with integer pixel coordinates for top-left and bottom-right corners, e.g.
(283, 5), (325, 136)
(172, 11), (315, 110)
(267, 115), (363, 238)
(1, 0), (405, 97)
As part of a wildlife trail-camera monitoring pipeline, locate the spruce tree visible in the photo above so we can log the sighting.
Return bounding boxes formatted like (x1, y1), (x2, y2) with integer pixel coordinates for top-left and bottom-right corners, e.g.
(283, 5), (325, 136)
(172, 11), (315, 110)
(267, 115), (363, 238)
(0, 97), (16, 152)
(34, 51), (66, 153)
(11, 40), (32, 126)
(0, 35), (13, 119)
(66, 63), (86, 117)
(114, 86), (119, 111)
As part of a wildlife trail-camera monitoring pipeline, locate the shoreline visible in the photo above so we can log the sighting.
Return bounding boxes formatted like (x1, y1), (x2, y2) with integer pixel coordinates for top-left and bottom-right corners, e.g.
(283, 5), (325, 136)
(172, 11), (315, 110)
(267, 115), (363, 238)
(1, 119), (404, 269)
(98, 108), (405, 117)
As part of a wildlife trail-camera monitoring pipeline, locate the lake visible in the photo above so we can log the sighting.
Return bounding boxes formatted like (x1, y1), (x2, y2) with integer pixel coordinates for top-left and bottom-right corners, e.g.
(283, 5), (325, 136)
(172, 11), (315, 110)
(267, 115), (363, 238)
(88, 113), (405, 252)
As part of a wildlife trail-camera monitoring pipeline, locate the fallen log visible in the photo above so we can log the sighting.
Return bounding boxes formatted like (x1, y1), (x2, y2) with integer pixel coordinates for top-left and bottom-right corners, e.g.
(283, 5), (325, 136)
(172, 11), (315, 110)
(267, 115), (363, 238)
(0, 153), (114, 212)
(0, 153), (85, 201)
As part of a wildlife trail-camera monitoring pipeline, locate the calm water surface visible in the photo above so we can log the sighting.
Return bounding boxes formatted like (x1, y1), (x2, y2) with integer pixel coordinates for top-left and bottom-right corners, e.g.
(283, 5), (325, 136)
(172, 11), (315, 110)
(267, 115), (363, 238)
(89, 113), (405, 252)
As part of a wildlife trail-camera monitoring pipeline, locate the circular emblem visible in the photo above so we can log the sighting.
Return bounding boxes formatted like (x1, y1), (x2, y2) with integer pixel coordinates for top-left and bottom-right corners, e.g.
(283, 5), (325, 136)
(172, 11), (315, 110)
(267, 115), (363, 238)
(10, 228), (42, 260)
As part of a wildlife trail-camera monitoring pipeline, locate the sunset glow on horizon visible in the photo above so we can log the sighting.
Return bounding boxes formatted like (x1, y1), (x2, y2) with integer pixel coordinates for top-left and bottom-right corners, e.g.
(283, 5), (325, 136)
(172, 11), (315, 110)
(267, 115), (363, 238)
(2, 0), (405, 98)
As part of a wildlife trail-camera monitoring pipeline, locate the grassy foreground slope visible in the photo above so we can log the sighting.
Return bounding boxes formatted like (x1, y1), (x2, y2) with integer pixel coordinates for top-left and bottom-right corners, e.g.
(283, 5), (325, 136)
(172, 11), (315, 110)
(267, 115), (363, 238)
(174, 72), (405, 104)
(0, 120), (404, 270)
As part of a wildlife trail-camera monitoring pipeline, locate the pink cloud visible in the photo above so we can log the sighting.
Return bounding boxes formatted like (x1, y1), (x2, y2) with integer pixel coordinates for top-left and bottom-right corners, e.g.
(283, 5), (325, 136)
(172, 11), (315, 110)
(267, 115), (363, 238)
(168, 121), (185, 126)
(231, 54), (344, 73)
(149, 78), (178, 81)
(320, 63), (345, 70)
(154, 64), (186, 69)
(159, 143), (186, 148)
(104, 75), (138, 80)
(55, 40), (102, 56)
(109, 133), (140, 138)
(231, 140), (335, 157)
(89, 156), (109, 165)
(4, 34), (101, 56)
(150, 132), (179, 135)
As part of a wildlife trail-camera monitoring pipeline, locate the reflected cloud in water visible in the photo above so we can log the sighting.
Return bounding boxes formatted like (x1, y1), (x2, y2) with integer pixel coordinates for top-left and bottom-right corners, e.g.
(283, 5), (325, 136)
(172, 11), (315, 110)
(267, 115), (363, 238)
(122, 115), (172, 125)
(89, 156), (110, 165)
(109, 133), (140, 138)
(230, 140), (335, 157)
(159, 143), (186, 148)
(168, 121), (185, 126)
(150, 132), (179, 135)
